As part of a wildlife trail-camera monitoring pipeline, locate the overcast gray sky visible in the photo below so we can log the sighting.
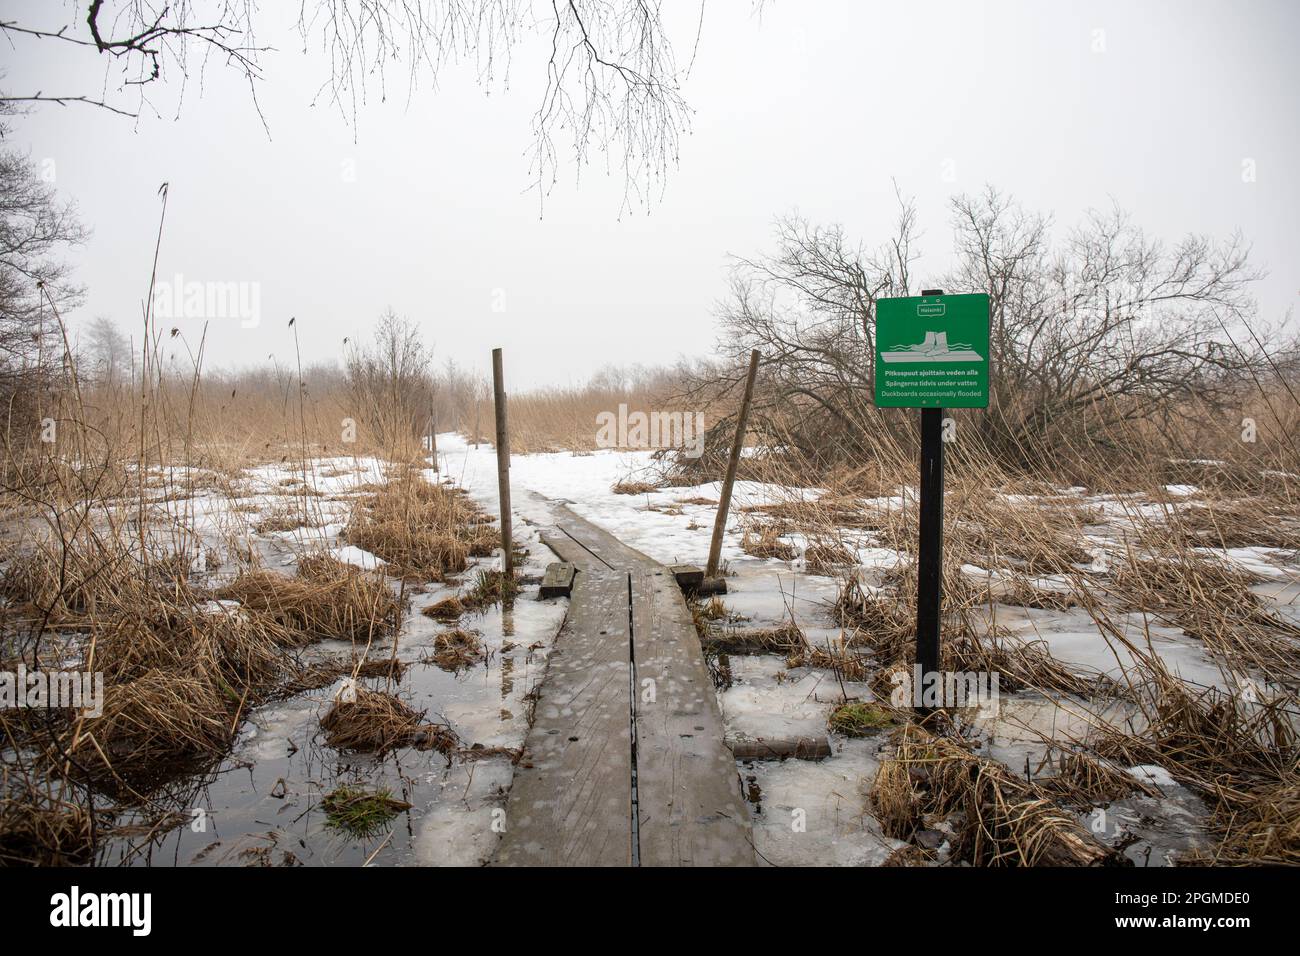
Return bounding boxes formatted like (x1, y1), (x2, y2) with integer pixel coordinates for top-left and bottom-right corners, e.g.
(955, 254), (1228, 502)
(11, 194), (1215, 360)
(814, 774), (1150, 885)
(5, 0), (1297, 388)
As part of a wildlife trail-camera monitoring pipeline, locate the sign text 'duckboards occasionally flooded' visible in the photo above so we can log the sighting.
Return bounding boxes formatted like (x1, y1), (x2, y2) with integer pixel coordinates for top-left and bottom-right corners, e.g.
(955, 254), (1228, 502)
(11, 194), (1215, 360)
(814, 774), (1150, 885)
(874, 293), (991, 408)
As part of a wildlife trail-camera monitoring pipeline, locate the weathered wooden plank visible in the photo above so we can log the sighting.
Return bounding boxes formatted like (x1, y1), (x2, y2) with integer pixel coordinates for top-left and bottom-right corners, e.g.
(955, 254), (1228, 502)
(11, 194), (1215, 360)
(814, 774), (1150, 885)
(728, 734), (832, 762)
(538, 529), (597, 569)
(494, 569), (633, 866)
(630, 568), (755, 867)
(523, 503), (756, 866)
(539, 561), (576, 599)
(700, 624), (803, 656)
(669, 563), (704, 593)
(553, 504), (660, 569)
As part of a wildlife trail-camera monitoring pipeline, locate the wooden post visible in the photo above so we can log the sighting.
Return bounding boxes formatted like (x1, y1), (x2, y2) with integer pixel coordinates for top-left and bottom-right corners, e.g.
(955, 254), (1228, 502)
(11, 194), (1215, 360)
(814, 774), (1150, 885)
(429, 399), (438, 471)
(705, 349), (761, 580)
(492, 348), (513, 578)
(915, 290), (945, 715)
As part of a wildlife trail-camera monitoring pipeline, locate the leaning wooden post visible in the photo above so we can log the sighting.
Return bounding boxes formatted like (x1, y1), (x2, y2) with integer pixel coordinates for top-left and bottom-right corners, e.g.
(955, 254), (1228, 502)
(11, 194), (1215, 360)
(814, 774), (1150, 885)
(705, 349), (761, 583)
(492, 348), (514, 578)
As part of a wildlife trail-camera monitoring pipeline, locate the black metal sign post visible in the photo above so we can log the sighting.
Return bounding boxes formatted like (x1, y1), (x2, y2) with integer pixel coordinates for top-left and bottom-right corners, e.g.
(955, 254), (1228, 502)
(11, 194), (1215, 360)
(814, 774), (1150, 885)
(876, 288), (990, 716)
(914, 289), (946, 716)
(915, 420), (944, 713)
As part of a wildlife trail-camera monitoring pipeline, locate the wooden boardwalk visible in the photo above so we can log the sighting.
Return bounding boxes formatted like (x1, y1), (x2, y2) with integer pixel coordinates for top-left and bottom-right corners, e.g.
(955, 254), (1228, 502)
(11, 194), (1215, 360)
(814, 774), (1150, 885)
(493, 504), (754, 867)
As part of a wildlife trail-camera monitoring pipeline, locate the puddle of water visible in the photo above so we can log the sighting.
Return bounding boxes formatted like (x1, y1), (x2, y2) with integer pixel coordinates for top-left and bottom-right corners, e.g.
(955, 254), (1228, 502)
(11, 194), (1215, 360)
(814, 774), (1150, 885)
(85, 465), (568, 867)
(1094, 783), (1213, 867)
(99, 585), (565, 866)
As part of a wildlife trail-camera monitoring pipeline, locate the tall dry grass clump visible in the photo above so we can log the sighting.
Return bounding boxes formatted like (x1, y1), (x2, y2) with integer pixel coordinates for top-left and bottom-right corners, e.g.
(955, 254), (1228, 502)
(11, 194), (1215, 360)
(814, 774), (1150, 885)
(870, 724), (1119, 866)
(344, 469), (498, 580)
(3, 544), (300, 791)
(319, 687), (458, 755)
(1108, 519), (1300, 677)
(0, 786), (97, 866)
(1088, 658), (1300, 865)
(217, 553), (401, 644)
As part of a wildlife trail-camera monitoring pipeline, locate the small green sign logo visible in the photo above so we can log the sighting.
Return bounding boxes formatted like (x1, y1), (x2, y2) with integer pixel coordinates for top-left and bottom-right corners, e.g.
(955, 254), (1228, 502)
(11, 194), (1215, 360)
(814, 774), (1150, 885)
(874, 293), (990, 408)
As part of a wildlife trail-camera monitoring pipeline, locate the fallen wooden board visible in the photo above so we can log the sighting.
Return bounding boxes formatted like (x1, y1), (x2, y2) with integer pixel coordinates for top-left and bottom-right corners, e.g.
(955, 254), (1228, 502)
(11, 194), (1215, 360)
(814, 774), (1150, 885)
(669, 563), (704, 593)
(728, 734), (832, 762)
(494, 569), (633, 866)
(539, 561), (576, 599)
(700, 625), (803, 656)
(631, 568), (755, 866)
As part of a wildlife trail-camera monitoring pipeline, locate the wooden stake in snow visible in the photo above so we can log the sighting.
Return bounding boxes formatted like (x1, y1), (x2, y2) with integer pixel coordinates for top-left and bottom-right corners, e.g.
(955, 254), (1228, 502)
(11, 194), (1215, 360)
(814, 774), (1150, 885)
(705, 349), (761, 584)
(429, 399), (438, 472)
(492, 348), (513, 578)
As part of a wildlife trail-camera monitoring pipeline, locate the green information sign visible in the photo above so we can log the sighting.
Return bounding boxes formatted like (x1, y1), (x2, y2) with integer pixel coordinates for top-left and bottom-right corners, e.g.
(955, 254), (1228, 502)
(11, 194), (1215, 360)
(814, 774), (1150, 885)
(874, 292), (990, 408)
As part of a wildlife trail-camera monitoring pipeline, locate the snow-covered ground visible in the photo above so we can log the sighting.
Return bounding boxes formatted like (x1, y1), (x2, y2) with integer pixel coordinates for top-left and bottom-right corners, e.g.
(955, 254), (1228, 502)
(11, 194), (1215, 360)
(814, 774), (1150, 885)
(95, 446), (568, 867)
(84, 433), (1299, 867)
(434, 433), (1298, 866)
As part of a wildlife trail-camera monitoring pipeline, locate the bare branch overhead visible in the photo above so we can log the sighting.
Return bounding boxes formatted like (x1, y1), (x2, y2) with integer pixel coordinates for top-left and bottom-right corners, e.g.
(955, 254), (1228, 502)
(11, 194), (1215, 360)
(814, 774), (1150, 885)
(1, 1), (701, 208)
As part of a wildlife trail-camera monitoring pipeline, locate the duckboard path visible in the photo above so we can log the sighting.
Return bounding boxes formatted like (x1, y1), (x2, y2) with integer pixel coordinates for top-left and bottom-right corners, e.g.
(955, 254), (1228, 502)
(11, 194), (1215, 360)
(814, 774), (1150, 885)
(492, 504), (755, 867)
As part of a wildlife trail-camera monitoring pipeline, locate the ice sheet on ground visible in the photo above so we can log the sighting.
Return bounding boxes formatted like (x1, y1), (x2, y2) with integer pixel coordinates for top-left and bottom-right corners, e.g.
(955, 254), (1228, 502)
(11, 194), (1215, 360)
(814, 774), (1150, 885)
(741, 739), (907, 866)
(967, 695), (1140, 773)
(976, 604), (1228, 689)
(720, 656), (869, 741)
(95, 433), (1295, 867)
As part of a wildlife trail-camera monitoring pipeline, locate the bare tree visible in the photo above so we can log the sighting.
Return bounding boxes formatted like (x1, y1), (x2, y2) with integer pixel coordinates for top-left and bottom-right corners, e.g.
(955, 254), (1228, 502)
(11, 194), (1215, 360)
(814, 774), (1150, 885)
(944, 187), (1274, 456)
(344, 307), (433, 450)
(0, 1), (702, 206)
(433, 356), (482, 432)
(81, 316), (132, 388)
(0, 115), (87, 437)
(701, 186), (1286, 470)
(678, 190), (919, 468)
